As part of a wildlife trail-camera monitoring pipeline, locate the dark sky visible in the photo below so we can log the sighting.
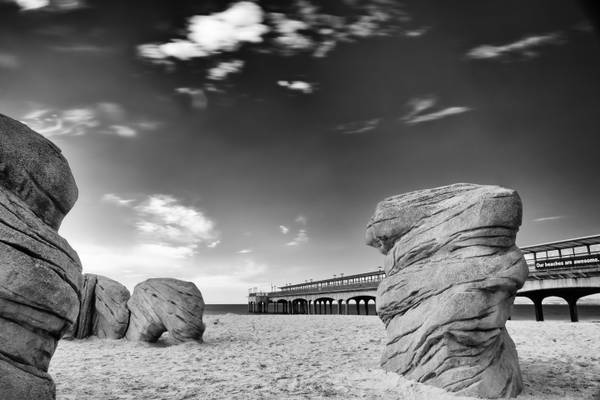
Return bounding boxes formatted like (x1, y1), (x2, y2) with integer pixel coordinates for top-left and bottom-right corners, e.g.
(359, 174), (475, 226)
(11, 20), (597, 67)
(1, 0), (599, 302)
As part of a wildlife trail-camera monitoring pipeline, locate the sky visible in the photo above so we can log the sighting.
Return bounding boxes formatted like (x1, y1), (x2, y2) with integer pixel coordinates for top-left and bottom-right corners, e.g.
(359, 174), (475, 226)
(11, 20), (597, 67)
(0, 0), (599, 304)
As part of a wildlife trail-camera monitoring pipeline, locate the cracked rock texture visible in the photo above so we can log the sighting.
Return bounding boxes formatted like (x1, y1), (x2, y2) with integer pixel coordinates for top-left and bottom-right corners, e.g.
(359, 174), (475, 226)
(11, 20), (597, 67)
(126, 278), (205, 343)
(366, 183), (528, 398)
(68, 274), (130, 340)
(0, 113), (82, 399)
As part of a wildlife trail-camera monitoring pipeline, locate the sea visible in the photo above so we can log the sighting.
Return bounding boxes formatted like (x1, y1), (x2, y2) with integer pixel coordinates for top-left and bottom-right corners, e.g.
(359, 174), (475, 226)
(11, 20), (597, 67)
(205, 304), (600, 321)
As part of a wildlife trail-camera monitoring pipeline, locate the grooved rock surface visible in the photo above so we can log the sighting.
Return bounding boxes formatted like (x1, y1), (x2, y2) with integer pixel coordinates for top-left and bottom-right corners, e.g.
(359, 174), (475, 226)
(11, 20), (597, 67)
(68, 274), (130, 340)
(74, 274), (97, 339)
(92, 275), (130, 339)
(0, 114), (78, 230)
(366, 183), (528, 398)
(0, 113), (82, 400)
(126, 278), (205, 343)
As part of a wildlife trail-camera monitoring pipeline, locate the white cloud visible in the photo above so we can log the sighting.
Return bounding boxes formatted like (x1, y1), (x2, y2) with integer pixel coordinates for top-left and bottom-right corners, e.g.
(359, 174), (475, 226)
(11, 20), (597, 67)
(404, 26), (430, 38)
(134, 194), (217, 246)
(279, 225), (289, 234)
(207, 59), (245, 80)
(176, 87), (208, 110)
(13, 0), (85, 11)
(270, 13), (314, 53)
(15, 0), (48, 10)
(402, 96), (471, 125)
(158, 40), (209, 60)
(20, 102), (157, 138)
(286, 229), (308, 246)
(110, 125), (137, 137)
(102, 193), (134, 207)
(277, 80), (314, 94)
(406, 95), (437, 116)
(138, 1), (407, 65)
(533, 215), (565, 223)
(336, 118), (380, 135)
(237, 249), (253, 254)
(467, 32), (563, 60)
(102, 193), (219, 257)
(295, 215), (307, 225)
(138, 2), (269, 61)
(207, 239), (221, 248)
(404, 107), (471, 125)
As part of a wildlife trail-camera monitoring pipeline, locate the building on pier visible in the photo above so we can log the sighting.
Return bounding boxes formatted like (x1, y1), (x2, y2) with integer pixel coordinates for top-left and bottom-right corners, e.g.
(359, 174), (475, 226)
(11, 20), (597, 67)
(249, 234), (600, 321)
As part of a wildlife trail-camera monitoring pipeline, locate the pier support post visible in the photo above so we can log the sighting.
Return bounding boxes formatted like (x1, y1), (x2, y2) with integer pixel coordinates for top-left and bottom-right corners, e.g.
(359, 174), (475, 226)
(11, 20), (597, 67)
(328, 300), (333, 314)
(566, 297), (579, 322)
(355, 300), (360, 315)
(365, 299), (369, 315)
(533, 298), (544, 321)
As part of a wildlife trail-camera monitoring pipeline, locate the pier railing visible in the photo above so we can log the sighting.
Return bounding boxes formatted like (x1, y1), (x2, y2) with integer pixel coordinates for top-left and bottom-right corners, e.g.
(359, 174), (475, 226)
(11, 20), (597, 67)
(249, 270), (385, 297)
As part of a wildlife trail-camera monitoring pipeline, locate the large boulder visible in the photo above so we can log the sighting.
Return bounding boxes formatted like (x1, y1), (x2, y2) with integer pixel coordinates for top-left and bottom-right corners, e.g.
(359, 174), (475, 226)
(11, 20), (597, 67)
(0, 114), (78, 229)
(68, 274), (130, 340)
(92, 275), (130, 339)
(366, 183), (528, 398)
(0, 113), (82, 399)
(126, 278), (205, 343)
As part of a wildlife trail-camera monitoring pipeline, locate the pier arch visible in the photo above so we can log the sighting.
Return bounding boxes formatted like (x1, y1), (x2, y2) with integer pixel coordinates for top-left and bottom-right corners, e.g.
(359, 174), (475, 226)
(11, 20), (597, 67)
(346, 295), (376, 315)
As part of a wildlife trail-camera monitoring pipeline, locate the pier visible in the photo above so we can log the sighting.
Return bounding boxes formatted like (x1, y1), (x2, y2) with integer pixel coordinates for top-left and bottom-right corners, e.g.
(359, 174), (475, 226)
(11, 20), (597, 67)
(248, 234), (600, 321)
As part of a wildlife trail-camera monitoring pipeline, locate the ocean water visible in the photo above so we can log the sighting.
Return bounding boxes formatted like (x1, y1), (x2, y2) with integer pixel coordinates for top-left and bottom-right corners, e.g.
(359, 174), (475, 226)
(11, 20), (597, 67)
(205, 304), (600, 321)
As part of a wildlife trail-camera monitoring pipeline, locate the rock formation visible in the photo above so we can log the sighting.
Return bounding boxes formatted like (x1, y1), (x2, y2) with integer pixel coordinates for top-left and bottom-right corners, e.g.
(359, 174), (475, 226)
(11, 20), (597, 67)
(74, 274), (97, 339)
(68, 274), (130, 340)
(366, 183), (528, 398)
(92, 275), (131, 339)
(0, 114), (82, 399)
(126, 278), (205, 343)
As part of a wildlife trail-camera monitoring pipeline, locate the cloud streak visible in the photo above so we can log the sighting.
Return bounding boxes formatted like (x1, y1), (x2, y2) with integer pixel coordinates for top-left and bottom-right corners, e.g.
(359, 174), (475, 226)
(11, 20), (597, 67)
(533, 215), (565, 222)
(402, 96), (471, 125)
(21, 102), (159, 138)
(467, 32), (564, 60)
(336, 118), (380, 135)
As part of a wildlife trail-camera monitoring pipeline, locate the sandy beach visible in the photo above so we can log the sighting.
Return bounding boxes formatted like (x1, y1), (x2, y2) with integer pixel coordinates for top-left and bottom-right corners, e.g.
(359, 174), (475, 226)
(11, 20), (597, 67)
(50, 315), (600, 400)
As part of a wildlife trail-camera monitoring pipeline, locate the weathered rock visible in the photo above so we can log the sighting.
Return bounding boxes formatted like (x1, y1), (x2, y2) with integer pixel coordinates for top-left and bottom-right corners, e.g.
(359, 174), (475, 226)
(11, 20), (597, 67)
(92, 275), (130, 339)
(74, 274), (97, 339)
(67, 274), (130, 340)
(126, 278), (205, 343)
(0, 113), (82, 399)
(366, 183), (528, 398)
(0, 114), (78, 229)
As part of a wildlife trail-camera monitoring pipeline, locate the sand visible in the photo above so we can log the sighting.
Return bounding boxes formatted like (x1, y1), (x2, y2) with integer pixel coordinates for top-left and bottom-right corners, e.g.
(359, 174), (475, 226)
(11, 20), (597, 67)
(50, 315), (600, 400)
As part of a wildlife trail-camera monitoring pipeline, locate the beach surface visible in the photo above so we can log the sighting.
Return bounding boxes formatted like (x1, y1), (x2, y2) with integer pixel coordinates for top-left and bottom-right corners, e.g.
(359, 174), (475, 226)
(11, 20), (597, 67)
(50, 315), (600, 400)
